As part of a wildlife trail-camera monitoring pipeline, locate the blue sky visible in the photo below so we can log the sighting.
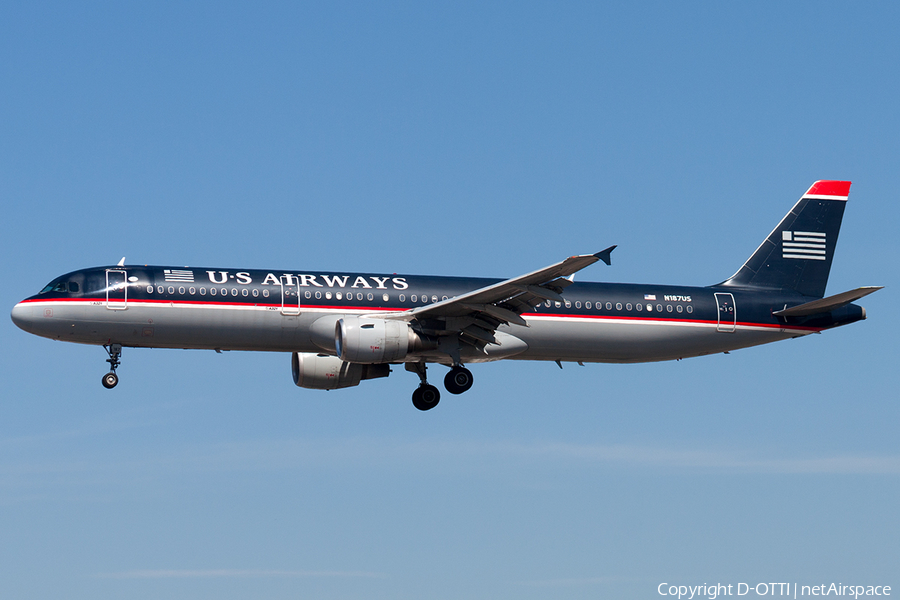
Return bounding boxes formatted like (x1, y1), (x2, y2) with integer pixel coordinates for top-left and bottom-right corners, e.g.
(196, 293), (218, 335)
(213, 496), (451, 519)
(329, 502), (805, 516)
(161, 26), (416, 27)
(1, 2), (898, 598)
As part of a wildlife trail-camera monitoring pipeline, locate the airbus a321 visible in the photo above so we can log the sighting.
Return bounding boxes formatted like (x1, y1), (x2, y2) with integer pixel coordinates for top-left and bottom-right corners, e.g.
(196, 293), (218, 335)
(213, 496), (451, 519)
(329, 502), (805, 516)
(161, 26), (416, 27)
(12, 181), (880, 410)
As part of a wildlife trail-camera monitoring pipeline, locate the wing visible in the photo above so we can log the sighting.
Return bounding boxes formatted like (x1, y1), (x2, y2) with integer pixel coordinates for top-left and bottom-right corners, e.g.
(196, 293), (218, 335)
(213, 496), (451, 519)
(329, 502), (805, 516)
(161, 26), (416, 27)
(372, 246), (616, 352)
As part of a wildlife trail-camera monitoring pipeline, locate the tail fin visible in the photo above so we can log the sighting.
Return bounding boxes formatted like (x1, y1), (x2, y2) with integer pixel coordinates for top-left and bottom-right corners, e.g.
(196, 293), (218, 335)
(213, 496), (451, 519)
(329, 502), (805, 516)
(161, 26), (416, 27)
(720, 181), (850, 298)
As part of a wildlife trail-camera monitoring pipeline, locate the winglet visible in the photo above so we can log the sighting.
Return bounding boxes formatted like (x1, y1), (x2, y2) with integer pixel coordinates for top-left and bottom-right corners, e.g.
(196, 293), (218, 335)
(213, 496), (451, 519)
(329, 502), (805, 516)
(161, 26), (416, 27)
(116, 257), (126, 267)
(594, 245), (617, 266)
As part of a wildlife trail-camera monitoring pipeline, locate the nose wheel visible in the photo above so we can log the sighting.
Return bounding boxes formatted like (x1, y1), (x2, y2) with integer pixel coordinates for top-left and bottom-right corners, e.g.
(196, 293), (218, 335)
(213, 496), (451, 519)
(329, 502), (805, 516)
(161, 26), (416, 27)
(102, 344), (122, 389)
(102, 371), (119, 389)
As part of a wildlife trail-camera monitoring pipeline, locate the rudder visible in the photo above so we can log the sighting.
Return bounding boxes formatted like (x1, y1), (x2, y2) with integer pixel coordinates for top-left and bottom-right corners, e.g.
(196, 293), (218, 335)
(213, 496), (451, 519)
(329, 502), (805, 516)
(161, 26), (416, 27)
(720, 180), (850, 298)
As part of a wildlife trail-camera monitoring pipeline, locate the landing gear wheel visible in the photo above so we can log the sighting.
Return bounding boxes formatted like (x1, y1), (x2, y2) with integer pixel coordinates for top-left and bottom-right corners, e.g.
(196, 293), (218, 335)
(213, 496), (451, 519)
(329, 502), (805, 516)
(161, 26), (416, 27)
(412, 384), (440, 411)
(102, 372), (119, 389)
(444, 367), (473, 395)
(102, 344), (122, 389)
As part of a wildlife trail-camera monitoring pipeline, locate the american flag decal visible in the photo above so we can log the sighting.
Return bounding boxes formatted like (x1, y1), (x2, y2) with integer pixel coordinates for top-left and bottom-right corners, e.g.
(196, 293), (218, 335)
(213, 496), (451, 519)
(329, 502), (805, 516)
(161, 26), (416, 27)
(164, 269), (195, 282)
(782, 231), (826, 261)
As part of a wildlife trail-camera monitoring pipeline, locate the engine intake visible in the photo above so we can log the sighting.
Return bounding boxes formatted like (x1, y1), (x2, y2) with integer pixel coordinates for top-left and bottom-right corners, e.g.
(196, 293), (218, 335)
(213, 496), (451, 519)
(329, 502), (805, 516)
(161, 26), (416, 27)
(292, 352), (389, 390)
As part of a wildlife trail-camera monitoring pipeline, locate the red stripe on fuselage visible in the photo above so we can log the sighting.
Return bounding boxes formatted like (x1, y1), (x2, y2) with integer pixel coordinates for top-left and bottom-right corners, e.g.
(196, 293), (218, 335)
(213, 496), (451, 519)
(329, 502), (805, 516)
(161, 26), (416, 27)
(19, 298), (824, 333)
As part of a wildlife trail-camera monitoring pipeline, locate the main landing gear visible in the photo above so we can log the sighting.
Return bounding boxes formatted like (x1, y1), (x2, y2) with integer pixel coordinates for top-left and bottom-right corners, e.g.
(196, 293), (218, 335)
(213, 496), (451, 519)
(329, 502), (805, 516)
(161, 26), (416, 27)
(406, 363), (475, 411)
(407, 363), (440, 411)
(444, 366), (473, 395)
(102, 344), (122, 389)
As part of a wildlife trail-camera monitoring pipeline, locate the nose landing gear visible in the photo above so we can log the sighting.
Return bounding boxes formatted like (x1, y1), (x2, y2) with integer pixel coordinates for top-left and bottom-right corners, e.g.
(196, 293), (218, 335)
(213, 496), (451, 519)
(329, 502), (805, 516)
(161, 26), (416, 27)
(102, 344), (122, 389)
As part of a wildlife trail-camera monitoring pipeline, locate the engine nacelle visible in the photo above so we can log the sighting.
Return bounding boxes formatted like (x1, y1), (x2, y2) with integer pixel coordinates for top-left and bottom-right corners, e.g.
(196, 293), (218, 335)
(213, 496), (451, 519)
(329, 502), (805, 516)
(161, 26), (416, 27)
(335, 317), (430, 363)
(291, 352), (389, 390)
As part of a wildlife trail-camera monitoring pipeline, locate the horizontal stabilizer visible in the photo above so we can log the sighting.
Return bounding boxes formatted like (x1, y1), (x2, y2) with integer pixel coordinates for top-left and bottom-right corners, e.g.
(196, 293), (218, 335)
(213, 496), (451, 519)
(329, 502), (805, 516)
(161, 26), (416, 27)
(773, 286), (883, 317)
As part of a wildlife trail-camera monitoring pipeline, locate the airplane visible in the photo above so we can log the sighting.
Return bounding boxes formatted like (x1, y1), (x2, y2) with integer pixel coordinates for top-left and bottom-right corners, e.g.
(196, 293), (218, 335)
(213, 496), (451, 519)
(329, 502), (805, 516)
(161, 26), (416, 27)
(11, 180), (881, 411)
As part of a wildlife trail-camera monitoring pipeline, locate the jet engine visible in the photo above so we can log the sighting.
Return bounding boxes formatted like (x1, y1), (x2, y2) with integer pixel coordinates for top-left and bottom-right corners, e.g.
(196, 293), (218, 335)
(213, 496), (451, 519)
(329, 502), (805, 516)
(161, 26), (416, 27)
(292, 352), (389, 390)
(335, 317), (435, 363)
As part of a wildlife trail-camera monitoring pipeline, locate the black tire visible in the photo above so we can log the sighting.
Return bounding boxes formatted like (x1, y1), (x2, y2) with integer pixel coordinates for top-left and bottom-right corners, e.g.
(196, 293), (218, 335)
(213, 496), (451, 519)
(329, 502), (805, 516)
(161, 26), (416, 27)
(102, 372), (118, 389)
(444, 367), (473, 395)
(412, 384), (440, 411)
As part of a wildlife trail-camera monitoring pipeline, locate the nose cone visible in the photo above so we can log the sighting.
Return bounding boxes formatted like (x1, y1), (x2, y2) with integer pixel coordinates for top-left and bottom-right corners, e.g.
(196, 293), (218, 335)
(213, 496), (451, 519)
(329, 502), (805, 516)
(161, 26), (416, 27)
(11, 301), (36, 334)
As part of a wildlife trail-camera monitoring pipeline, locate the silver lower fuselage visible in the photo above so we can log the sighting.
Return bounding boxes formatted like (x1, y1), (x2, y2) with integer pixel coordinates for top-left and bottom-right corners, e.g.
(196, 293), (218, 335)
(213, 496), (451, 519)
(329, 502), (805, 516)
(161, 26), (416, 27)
(12, 298), (807, 365)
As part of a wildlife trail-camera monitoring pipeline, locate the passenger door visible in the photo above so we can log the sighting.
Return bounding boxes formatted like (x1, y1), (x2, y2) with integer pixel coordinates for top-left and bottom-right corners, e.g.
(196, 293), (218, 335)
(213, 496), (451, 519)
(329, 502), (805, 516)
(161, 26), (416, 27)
(106, 269), (128, 310)
(281, 275), (301, 315)
(714, 292), (736, 332)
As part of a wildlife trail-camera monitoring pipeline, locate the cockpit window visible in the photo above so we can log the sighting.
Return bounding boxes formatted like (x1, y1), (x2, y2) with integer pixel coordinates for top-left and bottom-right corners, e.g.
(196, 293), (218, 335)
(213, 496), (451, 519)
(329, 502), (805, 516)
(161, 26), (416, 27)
(39, 274), (86, 294)
(40, 280), (69, 294)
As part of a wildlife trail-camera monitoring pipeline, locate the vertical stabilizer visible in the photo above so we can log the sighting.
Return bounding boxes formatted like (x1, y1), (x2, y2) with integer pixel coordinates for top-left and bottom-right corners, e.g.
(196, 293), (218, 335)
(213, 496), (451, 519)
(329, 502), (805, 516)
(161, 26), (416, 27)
(720, 181), (850, 298)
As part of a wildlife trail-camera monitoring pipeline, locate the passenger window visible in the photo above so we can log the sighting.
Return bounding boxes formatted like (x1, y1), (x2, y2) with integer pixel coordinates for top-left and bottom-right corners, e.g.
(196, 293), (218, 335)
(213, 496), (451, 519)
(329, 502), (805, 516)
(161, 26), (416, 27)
(210, 288), (217, 296)
(585, 301), (591, 309)
(357, 292), (363, 301)
(656, 304), (663, 312)
(399, 294), (405, 302)
(231, 288), (238, 296)
(189, 287), (196, 295)
(368, 293), (374, 301)
(179, 286), (185, 294)
(555, 301), (561, 308)
(646, 304), (652, 312)
(383, 293), (389, 302)
(147, 285), (154, 293)
(616, 302), (622, 310)
(241, 288), (248, 297)
(200, 287), (207, 295)
(676, 305), (683, 313)
(545, 300), (551, 307)
(666, 305), (673, 312)
(575, 301), (581, 309)
(636, 303), (642, 311)
(411, 295), (418, 302)
(605, 302), (612, 310)
(315, 291), (322, 300)
(262, 289), (269, 298)
(431, 295), (438, 303)
(564, 300), (571, 308)
(305, 291), (312, 299)
(325, 292), (332, 300)
(168, 286), (175, 294)
(157, 286), (164, 294)
(252, 289), (259, 297)
(626, 303), (632, 311)
(686, 306), (693, 313)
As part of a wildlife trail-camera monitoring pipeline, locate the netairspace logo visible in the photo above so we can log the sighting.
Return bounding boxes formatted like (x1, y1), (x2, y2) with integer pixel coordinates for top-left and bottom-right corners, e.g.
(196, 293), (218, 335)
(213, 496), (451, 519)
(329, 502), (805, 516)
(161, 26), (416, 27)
(658, 582), (891, 599)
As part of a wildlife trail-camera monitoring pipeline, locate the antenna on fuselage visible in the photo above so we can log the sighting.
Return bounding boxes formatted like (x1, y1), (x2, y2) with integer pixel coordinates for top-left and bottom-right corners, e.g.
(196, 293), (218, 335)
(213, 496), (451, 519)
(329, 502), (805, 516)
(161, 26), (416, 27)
(116, 257), (125, 266)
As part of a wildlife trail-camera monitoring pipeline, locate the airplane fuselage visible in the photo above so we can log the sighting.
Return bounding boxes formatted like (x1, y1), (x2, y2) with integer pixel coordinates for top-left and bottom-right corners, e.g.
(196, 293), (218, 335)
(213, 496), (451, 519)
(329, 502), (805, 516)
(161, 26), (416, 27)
(12, 265), (864, 364)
